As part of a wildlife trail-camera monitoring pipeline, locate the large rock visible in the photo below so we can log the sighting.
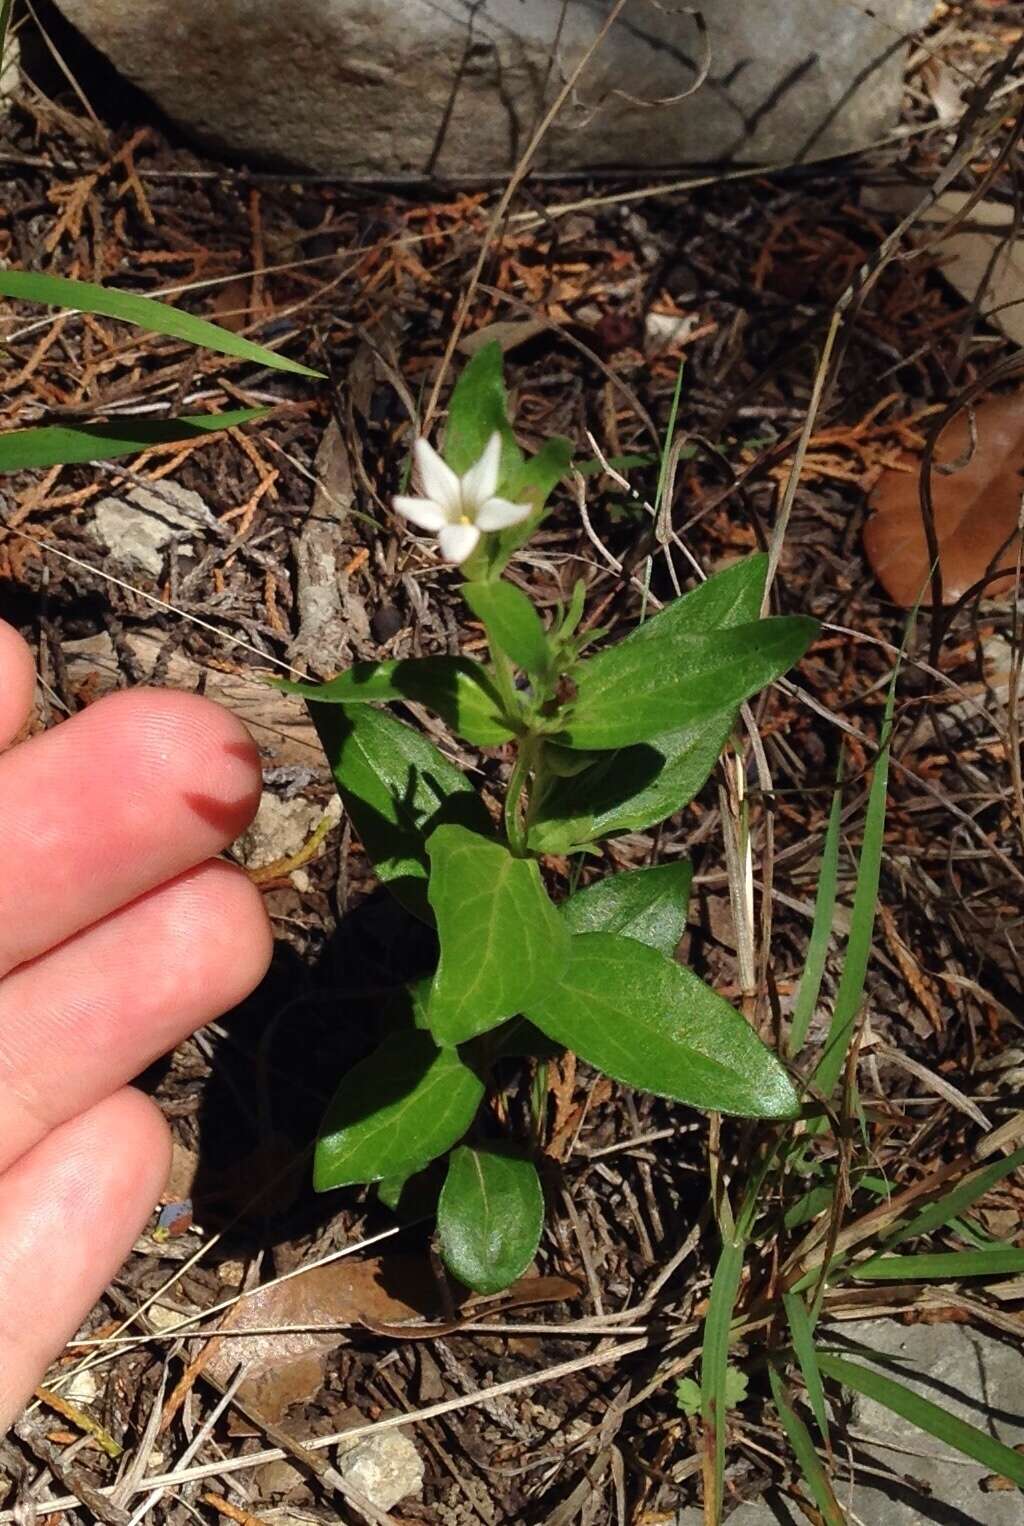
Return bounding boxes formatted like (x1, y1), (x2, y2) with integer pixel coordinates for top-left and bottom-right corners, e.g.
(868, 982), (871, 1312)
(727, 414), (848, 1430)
(55, 0), (932, 177)
(676, 1317), (1024, 1525)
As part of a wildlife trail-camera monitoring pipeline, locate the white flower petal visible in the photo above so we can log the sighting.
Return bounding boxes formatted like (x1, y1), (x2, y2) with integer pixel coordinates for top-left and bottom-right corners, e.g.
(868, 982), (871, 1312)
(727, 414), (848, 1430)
(475, 496), (533, 531)
(393, 494), (448, 531)
(413, 438), (461, 515)
(460, 430), (502, 508)
(438, 521), (481, 564)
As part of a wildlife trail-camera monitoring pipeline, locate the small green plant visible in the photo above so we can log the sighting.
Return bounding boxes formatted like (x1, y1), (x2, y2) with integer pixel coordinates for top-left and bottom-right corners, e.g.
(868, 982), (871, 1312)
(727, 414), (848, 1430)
(279, 342), (818, 1293)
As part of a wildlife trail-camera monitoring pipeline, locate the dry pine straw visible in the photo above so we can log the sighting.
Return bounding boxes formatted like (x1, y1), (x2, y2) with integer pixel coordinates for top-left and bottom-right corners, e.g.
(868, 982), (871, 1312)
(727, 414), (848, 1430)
(2, 17), (1024, 1521)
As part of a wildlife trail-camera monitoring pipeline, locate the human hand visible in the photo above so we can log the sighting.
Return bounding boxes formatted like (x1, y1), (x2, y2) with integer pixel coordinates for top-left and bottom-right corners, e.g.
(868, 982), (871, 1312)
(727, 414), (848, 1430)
(0, 620), (271, 1430)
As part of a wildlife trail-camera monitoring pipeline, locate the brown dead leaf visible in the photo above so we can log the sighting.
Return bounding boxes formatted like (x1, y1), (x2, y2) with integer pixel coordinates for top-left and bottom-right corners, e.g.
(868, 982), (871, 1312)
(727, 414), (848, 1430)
(210, 278), (253, 333)
(202, 1255), (441, 1421)
(861, 189), (1024, 349)
(459, 317), (548, 355)
(863, 391), (1024, 607)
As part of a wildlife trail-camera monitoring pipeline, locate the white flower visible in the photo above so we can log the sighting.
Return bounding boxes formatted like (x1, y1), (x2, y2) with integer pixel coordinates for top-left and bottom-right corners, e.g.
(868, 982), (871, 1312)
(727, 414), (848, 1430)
(394, 431), (532, 564)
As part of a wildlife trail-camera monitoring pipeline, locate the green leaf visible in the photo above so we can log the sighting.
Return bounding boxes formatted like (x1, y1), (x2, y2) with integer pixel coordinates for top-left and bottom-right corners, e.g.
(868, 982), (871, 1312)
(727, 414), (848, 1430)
(313, 1031), (484, 1190)
(768, 1367), (846, 1526)
(783, 1291), (830, 1444)
(462, 580), (550, 675)
(560, 862), (692, 957)
(443, 341), (521, 479)
(379, 977), (433, 1037)
(0, 270), (321, 377)
(377, 1174), (409, 1210)
(701, 1235), (744, 1520)
(815, 1352), (1024, 1487)
(425, 825), (570, 1046)
(881, 1145), (1024, 1249)
(850, 1247), (1024, 1280)
(676, 1367), (747, 1418)
(477, 436), (575, 575)
(469, 1016), (563, 1066)
(278, 656), (515, 747)
(559, 616), (817, 750)
(523, 932), (799, 1118)
(812, 668), (896, 1097)
(530, 710), (735, 852)
(310, 703), (490, 921)
(0, 409), (266, 473)
(530, 559), (774, 844)
(625, 555), (768, 645)
(788, 775), (842, 1057)
(437, 1145), (544, 1294)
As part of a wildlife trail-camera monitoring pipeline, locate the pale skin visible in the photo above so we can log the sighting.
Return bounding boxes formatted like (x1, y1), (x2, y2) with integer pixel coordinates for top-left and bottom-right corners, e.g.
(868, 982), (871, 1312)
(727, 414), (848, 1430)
(0, 619), (272, 1431)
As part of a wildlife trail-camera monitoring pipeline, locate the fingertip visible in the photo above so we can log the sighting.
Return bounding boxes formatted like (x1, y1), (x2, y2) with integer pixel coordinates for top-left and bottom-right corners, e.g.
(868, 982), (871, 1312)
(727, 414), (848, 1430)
(80, 686), (265, 847)
(0, 622), (35, 750)
(68, 1087), (173, 1208)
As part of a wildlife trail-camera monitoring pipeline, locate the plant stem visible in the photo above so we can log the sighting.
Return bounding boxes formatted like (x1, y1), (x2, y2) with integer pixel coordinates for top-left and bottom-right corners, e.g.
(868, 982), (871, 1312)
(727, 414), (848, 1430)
(490, 644), (520, 722)
(504, 735), (538, 854)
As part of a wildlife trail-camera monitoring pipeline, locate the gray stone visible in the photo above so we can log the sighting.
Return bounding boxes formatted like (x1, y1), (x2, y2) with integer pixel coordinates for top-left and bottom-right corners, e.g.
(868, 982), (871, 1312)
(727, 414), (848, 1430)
(89, 480), (211, 577)
(336, 1430), (424, 1512)
(55, 0), (932, 178)
(676, 1318), (1024, 1525)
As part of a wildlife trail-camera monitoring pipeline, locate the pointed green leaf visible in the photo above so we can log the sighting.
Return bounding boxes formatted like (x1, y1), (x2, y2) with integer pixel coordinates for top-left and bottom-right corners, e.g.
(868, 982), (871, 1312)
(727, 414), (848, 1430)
(313, 1031), (484, 1190)
(311, 703), (490, 921)
(815, 1352), (1024, 1487)
(485, 435), (574, 566)
(788, 775), (842, 1057)
(768, 1367), (846, 1525)
(530, 711), (735, 852)
(523, 932), (799, 1118)
(881, 1145), (1024, 1249)
(850, 1247), (1024, 1280)
(507, 435), (573, 514)
(560, 862), (692, 957)
(701, 1235), (744, 1519)
(559, 616), (817, 750)
(530, 558), (775, 845)
(462, 580), (550, 675)
(812, 667), (896, 1097)
(783, 1292), (830, 1444)
(425, 825), (570, 1045)
(0, 408), (266, 473)
(379, 977), (433, 1037)
(443, 340), (521, 478)
(437, 1145), (544, 1294)
(278, 656), (514, 746)
(625, 555), (768, 646)
(0, 270), (321, 377)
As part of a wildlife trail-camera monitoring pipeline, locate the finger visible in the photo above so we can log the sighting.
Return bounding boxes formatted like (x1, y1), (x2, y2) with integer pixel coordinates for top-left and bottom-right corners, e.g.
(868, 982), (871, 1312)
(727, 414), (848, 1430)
(0, 686), (263, 977)
(0, 859), (272, 1174)
(0, 622), (35, 750)
(0, 1087), (171, 1432)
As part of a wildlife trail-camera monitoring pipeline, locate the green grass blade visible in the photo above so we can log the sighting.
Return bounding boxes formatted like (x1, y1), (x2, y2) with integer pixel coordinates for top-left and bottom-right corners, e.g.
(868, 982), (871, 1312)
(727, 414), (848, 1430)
(701, 1235), (744, 1523)
(816, 1352), (1024, 1487)
(0, 408), (266, 472)
(655, 356), (686, 517)
(851, 1246), (1024, 1281)
(0, 271), (322, 378)
(788, 776), (842, 1057)
(783, 1291), (830, 1442)
(883, 1145), (1024, 1249)
(768, 1367), (846, 1525)
(812, 669), (896, 1096)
